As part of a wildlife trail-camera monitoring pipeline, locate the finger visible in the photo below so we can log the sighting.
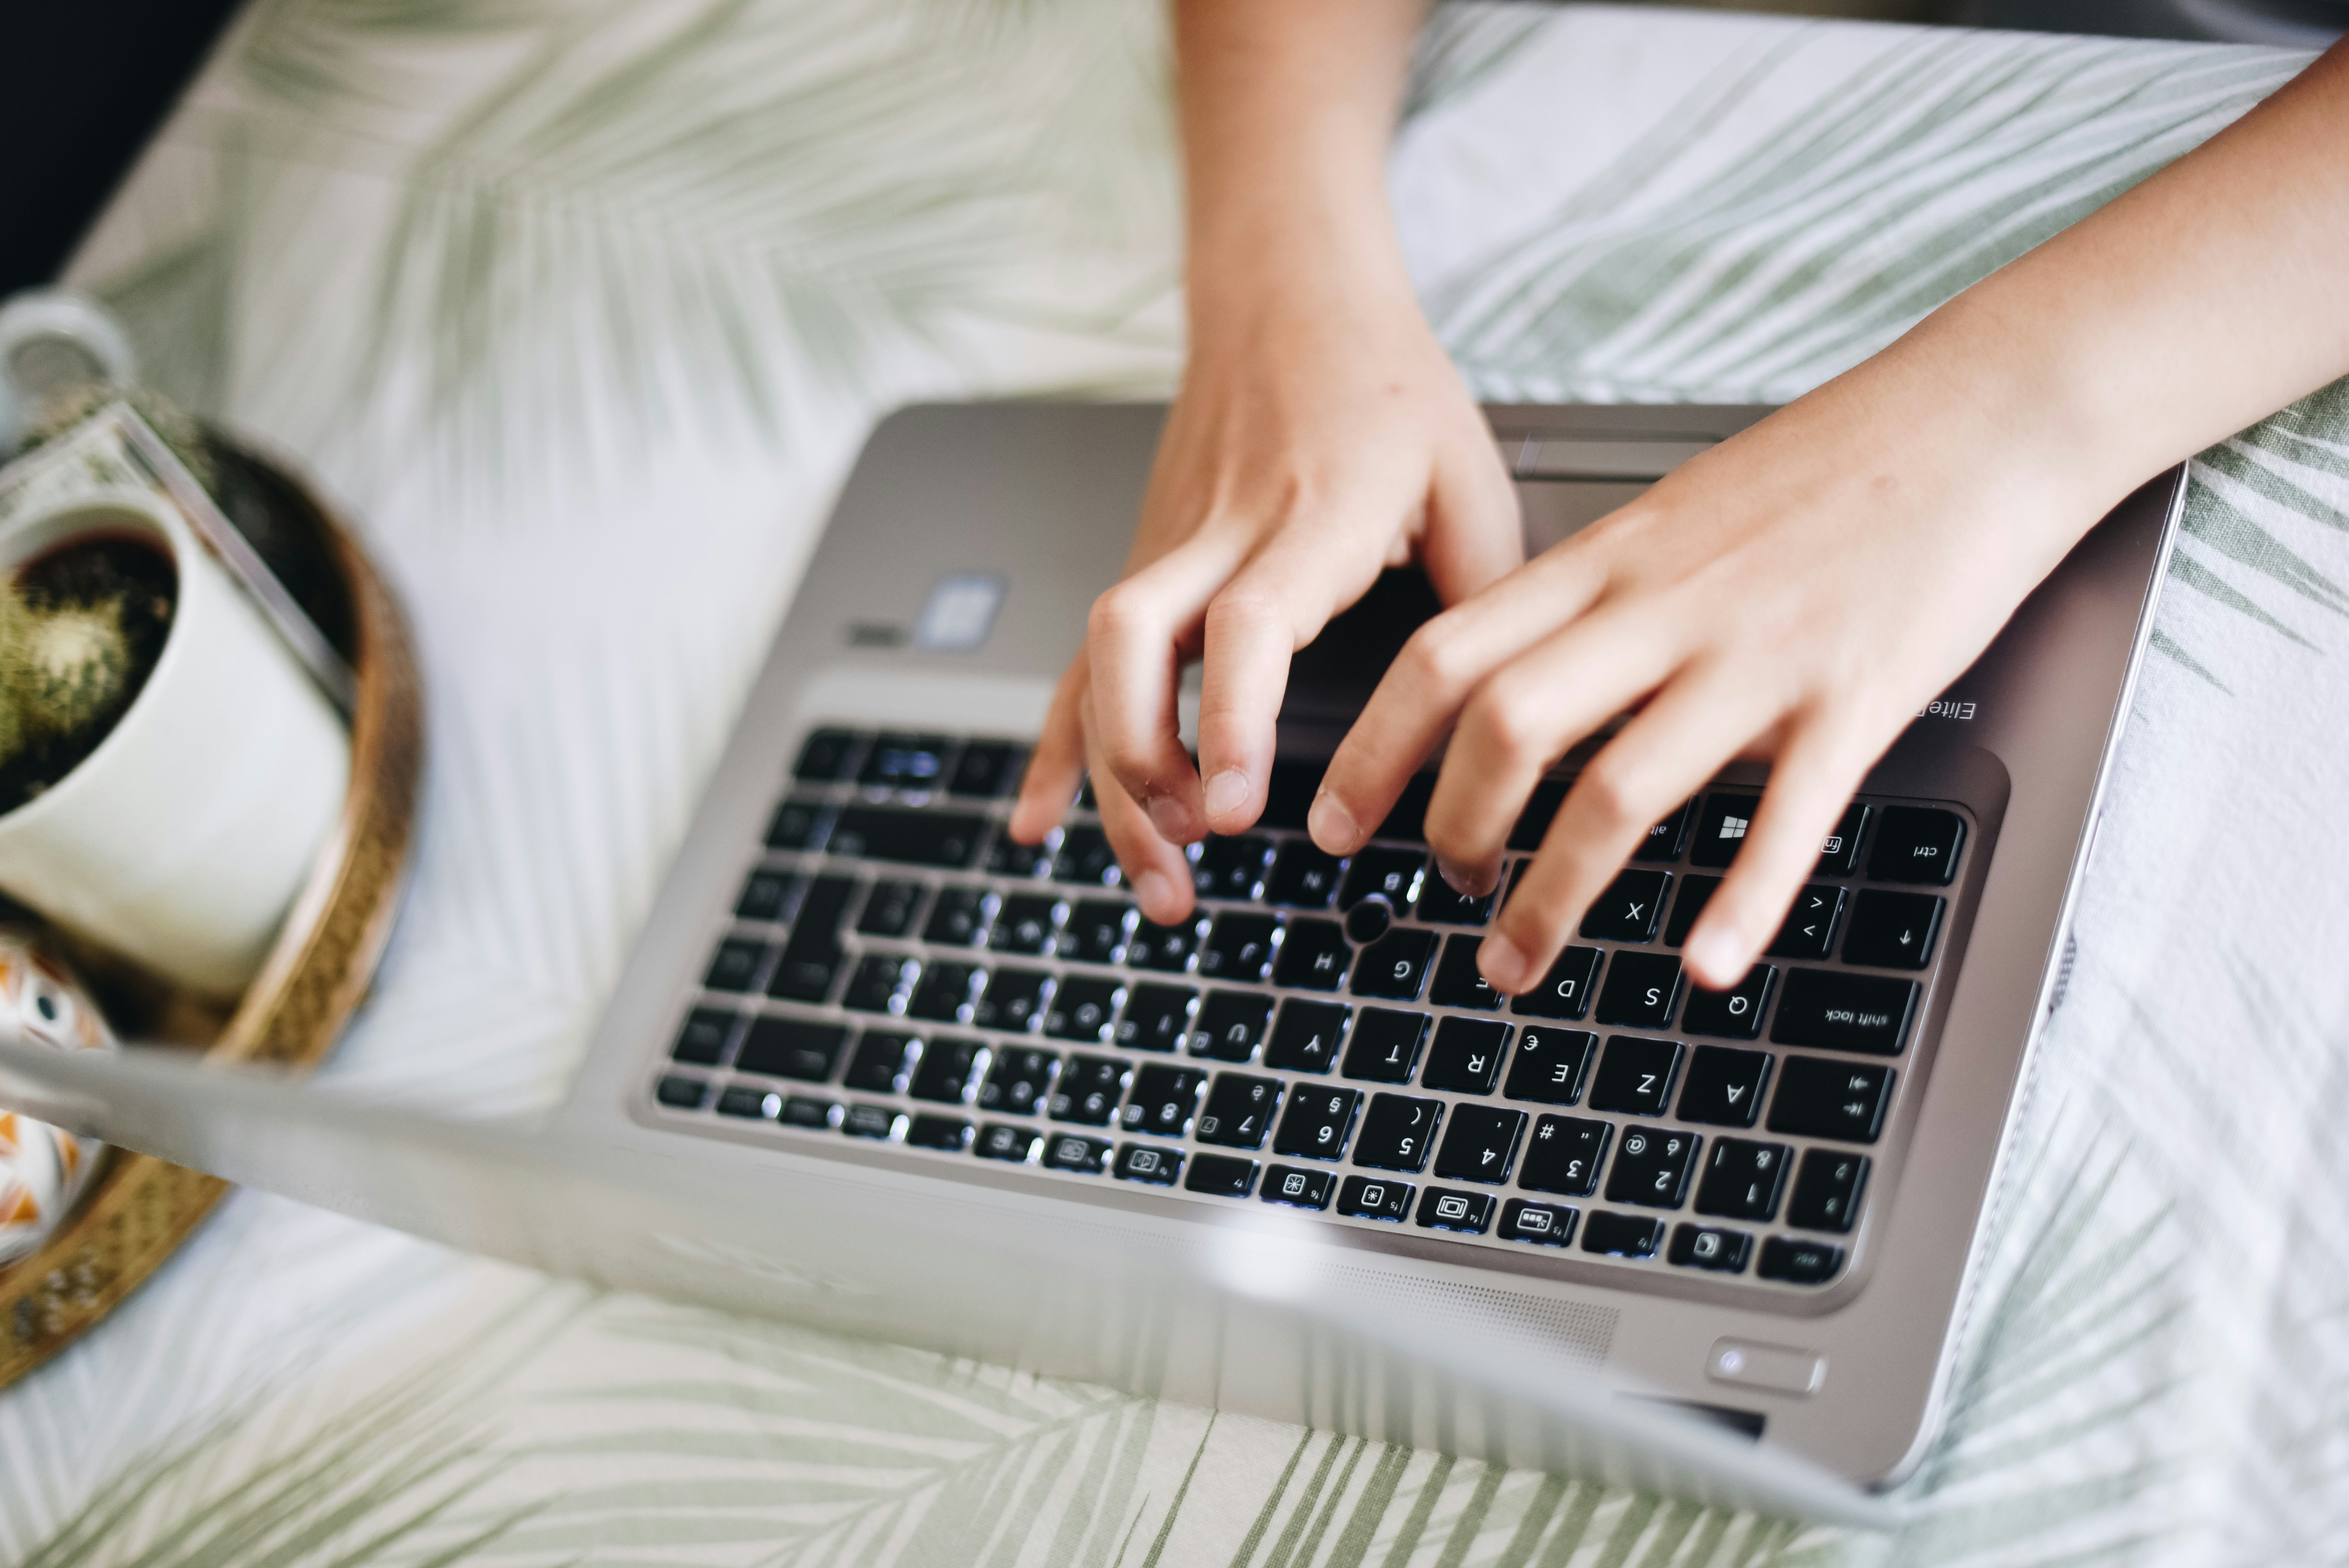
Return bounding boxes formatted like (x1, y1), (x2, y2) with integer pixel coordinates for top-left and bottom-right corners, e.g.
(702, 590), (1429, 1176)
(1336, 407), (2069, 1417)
(1423, 599), (1687, 898)
(1681, 711), (1875, 990)
(1418, 419), (1524, 606)
(1481, 659), (1783, 996)
(1010, 655), (1090, 843)
(1308, 551), (1612, 856)
(1086, 538), (1240, 844)
(1085, 692), (1196, 925)
(1195, 524), (1380, 834)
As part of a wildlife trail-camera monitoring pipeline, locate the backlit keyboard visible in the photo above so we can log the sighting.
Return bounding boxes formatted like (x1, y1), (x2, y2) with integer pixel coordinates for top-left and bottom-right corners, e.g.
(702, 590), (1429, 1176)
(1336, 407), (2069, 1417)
(651, 727), (1975, 1294)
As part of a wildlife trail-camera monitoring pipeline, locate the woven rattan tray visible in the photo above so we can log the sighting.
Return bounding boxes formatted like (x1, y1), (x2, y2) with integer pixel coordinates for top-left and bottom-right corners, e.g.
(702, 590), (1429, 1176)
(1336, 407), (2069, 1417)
(0, 435), (421, 1386)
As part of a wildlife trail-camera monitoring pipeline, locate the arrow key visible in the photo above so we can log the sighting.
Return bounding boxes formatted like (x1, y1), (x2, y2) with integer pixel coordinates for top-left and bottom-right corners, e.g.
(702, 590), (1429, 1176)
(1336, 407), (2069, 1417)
(1841, 889), (1944, 970)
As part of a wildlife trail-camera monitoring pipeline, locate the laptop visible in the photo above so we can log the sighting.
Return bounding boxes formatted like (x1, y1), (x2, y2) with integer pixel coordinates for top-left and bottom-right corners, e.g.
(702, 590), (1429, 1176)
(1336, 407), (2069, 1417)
(0, 401), (2183, 1524)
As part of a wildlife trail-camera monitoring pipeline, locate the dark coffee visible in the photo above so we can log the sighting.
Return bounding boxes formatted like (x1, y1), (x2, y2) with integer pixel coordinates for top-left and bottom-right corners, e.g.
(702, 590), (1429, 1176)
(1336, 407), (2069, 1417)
(0, 536), (176, 813)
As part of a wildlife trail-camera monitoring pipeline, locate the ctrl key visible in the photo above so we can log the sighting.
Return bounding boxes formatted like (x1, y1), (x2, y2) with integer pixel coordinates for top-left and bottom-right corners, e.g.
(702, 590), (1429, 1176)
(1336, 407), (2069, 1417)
(1499, 1199), (1577, 1247)
(1337, 1175), (1415, 1222)
(1758, 1237), (1846, 1285)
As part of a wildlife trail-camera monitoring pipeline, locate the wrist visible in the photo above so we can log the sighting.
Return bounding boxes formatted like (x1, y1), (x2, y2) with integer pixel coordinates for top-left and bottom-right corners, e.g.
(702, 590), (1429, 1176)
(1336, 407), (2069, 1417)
(1185, 199), (1421, 344)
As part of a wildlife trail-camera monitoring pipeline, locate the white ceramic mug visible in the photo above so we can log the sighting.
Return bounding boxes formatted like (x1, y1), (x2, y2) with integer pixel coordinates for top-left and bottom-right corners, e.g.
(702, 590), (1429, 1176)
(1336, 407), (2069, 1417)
(0, 483), (349, 997)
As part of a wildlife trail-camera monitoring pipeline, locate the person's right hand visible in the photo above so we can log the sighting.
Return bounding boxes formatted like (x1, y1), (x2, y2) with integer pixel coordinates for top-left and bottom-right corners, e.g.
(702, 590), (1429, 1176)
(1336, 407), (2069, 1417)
(1008, 264), (1523, 924)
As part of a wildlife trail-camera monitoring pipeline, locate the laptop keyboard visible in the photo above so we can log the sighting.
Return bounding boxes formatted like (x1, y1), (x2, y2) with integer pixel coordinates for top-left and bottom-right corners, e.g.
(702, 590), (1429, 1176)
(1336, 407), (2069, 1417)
(653, 727), (1972, 1293)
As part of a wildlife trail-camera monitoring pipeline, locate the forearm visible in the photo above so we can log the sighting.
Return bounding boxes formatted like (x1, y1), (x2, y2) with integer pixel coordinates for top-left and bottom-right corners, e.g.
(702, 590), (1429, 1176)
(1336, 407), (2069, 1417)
(1173, 0), (1426, 320)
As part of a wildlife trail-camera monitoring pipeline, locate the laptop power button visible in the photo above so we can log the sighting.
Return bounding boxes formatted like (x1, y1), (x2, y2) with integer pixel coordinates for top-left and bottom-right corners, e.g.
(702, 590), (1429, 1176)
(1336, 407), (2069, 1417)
(1707, 1338), (1825, 1397)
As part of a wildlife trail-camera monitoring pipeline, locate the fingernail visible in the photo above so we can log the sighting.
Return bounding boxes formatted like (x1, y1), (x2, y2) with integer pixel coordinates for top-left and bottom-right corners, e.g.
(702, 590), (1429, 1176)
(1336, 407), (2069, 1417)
(1134, 870), (1175, 918)
(1307, 790), (1358, 851)
(1203, 768), (1250, 823)
(1685, 925), (1742, 989)
(1147, 795), (1194, 843)
(1436, 854), (1496, 897)
(1480, 931), (1530, 992)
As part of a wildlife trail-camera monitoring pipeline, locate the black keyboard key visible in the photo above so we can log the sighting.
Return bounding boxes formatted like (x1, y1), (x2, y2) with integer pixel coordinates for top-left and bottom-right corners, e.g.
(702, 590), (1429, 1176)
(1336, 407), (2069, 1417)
(1579, 869), (1671, 943)
(908, 1038), (988, 1105)
(948, 740), (1023, 799)
(1052, 825), (1122, 888)
(1757, 1236), (1845, 1284)
(1189, 991), (1273, 1062)
(1417, 1188), (1495, 1234)
(1768, 1057), (1893, 1142)
(1787, 1149), (1870, 1233)
(923, 886), (996, 948)
(1519, 1115), (1609, 1196)
(1194, 836), (1273, 900)
(1337, 1174), (1414, 1222)
(1340, 1009), (1428, 1083)
(1042, 1132), (1112, 1173)
(974, 967), (1052, 1033)
(1594, 952), (1683, 1029)
(829, 806), (986, 869)
(1044, 975), (1123, 1043)
(1273, 919), (1353, 990)
(858, 732), (952, 791)
(1695, 1138), (1791, 1221)
(1128, 916), (1206, 973)
(1428, 936), (1505, 1010)
(1663, 875), (1718, 948)
(1504, 1026), (1595, 1104)
(978, 1045), (1057, 1114)
(672, 1008), (738, 1066)
(1500, 1199), (1578, 1246)
(1050, 1055), (1129, 1124)
(1061, 900), (1136, 966)
(1265, 1000), (1349, 1073)
(841, 1103), (902, 1140)
(1841, 889), (1944, 970)
(736, 1017), (848, 1082)
(718, 1083), (782, 1120)
(780, 1095), (835, 1129)
(855, 878), (925, 938)
(1263, 1165), (1336, 1209)
(1588, 1035), (1684, 1116)
(1114, 1143), (1184, 1185)
(1352, 1093), (1441, 1172)
(1868, 806), (1964, 885)
(1340, 847), (1426, 909)
(1681, 965), (1774, 1040)
(1817, 803), (1870, 876)
(906, 960), (983, 1023)
(842, 1030), (917, 1093)
(906, 1114), (973, 1152)
(1605, 1126), (1700, 1208)
(1260, 759), (1324, 831)
(1636, 798), (1697, 862)
(1197, 1074), (1281, 1149)
(1376, 776), (1436, 843)
(1351, 928), (1438, 1000)
(1199, 914), (1279, 982)
(991, 894), (1064, 956)
(1510, 946), (1603, 1020)
(1668, 1224), (1752, 1272)
(766, 797), (834, 852)
(1185, 1153), (1259, 1197)
(1273, 1085), (1361, 1160)
(1421, 1017), (1511, 1094)
(656, 1074), (709, 1110)
(736, 868), (804, 925)
(1433, 1104), (1526, 1184)
(842, 953), (916, 1013)
(793, 728), (864, 782)
(1690, 793), (1760, 869)
(984, 829), (1054, 880)
(1507, 779), (1568, 851)
(704, 938), (771, 994)
(1266, 842), (1344, 908)
(1676, 1045), (1773, 1127)
(1116, 984), (1196, 1053)
(1124, 1064), (1207, 1137)
(1768, 885), (1845, 960)
(1581, 1212), (1665, 1258)
(1771, 970), (1918, 1055)
(976, 1123), (1040, 1162)
(1415, 876), (1493, 926)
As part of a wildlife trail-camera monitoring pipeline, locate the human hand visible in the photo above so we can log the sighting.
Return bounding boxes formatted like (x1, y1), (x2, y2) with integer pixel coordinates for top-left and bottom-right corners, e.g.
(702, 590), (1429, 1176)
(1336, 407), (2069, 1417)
(1009, 267), (1522, 924)
(1305, 360), (2109, 995)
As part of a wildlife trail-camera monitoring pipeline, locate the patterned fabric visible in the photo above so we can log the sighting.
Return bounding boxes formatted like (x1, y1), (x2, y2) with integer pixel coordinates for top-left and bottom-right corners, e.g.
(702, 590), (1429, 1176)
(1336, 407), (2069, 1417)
(2, 2), (2341, 1563)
